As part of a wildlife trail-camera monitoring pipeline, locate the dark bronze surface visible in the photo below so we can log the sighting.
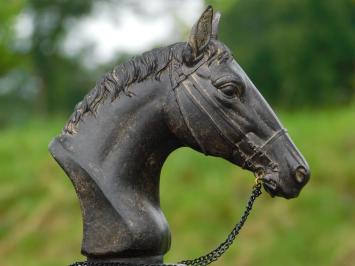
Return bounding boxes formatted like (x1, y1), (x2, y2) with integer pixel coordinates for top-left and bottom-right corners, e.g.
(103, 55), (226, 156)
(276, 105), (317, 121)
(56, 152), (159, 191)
(49, 6), (310, 264)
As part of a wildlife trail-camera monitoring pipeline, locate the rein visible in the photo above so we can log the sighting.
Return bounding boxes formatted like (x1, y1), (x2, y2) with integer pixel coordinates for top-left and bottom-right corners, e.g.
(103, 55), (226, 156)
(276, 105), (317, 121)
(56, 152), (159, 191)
(71, 181), (263, 266)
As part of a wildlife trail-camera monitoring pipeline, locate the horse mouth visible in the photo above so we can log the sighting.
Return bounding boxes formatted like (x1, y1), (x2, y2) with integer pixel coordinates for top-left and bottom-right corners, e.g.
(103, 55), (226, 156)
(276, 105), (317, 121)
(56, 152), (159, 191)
(261, 177), (301, 199)
(261, 178), (278, 198)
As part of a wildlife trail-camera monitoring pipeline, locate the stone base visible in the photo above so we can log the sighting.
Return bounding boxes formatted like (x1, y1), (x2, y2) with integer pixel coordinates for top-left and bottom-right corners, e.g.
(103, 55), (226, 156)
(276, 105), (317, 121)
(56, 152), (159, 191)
(87, 255), (163, 264)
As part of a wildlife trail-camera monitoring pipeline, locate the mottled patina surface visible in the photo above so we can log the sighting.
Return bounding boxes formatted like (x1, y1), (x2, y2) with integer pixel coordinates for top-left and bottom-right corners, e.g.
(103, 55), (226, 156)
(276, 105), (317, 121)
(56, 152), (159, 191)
(49, 6), (310, 264)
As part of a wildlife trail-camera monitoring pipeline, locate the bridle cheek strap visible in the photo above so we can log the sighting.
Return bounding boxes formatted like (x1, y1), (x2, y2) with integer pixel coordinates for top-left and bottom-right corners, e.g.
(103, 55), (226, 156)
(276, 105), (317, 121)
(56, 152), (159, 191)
(174, 85), (208, 154)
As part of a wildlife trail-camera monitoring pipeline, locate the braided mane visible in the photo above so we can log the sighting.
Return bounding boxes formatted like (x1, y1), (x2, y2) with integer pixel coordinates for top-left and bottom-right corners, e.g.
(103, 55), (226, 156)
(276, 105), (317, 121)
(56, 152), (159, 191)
(63, 41), (225, 134)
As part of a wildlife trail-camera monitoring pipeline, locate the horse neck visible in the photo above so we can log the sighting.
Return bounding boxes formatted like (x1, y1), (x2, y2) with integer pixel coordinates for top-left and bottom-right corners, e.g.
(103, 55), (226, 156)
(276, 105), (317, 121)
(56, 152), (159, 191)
(48, 72), (185, 259)
(66, 78), (180, 204)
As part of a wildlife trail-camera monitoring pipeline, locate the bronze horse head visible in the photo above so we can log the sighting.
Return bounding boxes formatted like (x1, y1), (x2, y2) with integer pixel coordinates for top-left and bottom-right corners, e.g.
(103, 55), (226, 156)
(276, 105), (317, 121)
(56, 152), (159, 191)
(49, 6), (309, 265)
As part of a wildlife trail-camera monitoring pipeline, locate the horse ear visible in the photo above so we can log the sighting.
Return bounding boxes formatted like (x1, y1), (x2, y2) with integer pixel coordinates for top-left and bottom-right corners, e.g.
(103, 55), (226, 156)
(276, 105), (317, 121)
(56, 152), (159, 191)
(211, 11), (221, 39)
(184, 6), (213, 64)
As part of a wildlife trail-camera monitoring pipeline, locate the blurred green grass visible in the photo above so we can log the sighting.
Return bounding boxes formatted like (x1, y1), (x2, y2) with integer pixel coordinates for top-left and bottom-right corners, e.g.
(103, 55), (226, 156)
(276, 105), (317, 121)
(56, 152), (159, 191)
(0, 105), (355, 266)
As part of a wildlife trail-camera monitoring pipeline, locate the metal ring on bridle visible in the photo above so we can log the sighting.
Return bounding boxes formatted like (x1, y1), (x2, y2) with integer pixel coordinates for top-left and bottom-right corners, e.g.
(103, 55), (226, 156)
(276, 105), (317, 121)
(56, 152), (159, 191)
(255, 176), (263, 186)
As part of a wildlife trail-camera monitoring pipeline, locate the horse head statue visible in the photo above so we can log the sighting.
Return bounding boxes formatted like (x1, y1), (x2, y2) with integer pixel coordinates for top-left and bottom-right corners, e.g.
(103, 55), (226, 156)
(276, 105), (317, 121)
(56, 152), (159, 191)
(49, 6), (310, 265)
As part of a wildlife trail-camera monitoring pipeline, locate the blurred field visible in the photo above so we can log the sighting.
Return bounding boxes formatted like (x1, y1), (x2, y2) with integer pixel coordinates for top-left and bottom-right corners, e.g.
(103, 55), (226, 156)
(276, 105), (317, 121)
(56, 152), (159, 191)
(0, 104), (355, 266)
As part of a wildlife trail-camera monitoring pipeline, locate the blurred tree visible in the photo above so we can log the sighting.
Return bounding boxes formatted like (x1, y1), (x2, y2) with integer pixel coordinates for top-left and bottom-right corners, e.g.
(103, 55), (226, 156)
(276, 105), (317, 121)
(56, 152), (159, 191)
(1, 0), (354, 126)
(26, 0), (100, 113)
(0, 1), (25, 74)
(0, 0), (105, 124)
(0, 0), (176, 123)
(0, 1), (29, 126)
(207, 0), (354, 107)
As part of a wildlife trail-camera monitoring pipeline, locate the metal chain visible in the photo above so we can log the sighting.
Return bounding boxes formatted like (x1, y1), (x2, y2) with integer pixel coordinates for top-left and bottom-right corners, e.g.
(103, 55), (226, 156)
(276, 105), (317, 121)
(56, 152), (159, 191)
(70, 182), (262, 266)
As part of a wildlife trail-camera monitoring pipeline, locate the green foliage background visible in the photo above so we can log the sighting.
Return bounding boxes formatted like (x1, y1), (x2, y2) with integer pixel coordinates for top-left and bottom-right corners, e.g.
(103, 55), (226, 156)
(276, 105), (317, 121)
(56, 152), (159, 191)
(208, 0), (354, 107)
(1, 106), (355, 266)
(0, 0), (354, 265)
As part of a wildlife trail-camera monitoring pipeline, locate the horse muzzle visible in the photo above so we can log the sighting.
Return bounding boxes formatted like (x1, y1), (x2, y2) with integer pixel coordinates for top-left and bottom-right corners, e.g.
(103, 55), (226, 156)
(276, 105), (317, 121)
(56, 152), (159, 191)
(259, 164), (310, 199)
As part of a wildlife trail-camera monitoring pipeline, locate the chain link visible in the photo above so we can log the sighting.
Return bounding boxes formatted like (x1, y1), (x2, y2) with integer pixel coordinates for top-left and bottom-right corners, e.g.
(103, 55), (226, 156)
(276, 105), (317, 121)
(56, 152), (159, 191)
(70, 183), (262, 266)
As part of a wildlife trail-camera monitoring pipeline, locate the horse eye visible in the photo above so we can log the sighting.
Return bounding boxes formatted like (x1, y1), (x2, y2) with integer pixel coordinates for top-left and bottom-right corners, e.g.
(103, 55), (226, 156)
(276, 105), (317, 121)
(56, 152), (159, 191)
(219, 82), (243, 98)
(220, 85), (235, 96)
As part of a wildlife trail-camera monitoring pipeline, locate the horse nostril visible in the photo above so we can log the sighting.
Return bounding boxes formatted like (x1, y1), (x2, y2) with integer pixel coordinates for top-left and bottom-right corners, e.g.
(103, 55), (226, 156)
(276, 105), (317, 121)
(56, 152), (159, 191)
(295, 166), (309, 184)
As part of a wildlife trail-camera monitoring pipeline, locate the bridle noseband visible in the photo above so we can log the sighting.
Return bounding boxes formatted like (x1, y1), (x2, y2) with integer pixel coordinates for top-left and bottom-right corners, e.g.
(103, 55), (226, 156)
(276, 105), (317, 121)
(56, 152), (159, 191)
(242, 128), (287, 169)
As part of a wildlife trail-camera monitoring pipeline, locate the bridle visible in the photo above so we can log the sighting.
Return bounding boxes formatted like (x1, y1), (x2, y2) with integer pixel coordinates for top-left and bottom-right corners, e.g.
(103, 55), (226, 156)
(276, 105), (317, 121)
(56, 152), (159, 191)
(172, 54), (288, 174)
